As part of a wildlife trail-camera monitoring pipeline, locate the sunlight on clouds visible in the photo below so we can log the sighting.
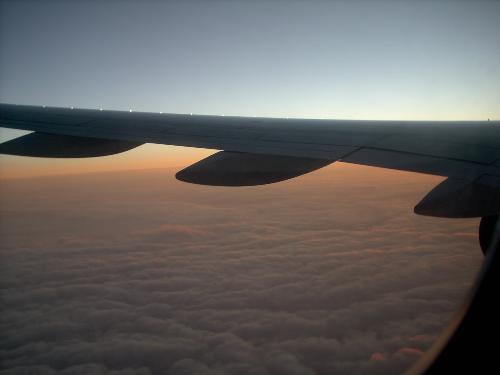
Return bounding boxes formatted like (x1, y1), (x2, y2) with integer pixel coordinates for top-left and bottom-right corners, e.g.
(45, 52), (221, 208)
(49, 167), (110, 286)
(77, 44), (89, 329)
(0, 164), (481, 374)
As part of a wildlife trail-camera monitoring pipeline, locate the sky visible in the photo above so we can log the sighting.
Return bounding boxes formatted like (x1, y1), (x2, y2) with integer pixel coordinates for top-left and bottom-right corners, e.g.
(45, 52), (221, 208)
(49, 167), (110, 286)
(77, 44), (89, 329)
(1, 0), (499, 120)
(0, 1), (496, 374)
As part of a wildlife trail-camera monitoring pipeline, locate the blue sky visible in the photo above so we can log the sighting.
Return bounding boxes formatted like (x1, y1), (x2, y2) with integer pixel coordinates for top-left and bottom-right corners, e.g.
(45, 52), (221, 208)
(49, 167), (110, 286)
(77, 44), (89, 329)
(1, 1), (499, 120)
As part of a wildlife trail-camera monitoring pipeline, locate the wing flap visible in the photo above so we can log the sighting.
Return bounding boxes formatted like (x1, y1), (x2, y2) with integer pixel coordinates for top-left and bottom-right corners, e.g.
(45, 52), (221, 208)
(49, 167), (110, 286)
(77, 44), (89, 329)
(176, 151), (334, 186)
(0, 132), (142, 158)
(372, 134), (500, 164)
(342, 148), (487, 179)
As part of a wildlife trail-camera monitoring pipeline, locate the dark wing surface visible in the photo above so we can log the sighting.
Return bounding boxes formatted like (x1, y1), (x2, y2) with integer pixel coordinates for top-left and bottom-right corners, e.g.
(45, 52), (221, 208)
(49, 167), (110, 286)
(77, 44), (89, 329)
(1, 103), (499, 218)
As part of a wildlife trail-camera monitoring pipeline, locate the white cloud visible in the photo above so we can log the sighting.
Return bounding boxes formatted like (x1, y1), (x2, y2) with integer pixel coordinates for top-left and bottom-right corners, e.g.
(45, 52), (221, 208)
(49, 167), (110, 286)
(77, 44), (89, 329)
(0, 166), (483, 374)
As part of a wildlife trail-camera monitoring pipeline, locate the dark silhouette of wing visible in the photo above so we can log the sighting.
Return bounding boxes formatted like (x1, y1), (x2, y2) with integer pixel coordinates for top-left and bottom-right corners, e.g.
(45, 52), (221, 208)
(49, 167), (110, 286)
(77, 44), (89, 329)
(1, 103), (499, 220)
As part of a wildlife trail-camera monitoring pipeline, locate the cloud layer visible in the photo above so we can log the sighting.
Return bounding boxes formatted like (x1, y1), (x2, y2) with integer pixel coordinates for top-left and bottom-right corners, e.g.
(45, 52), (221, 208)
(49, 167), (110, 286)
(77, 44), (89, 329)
(0, 164), (482, 374)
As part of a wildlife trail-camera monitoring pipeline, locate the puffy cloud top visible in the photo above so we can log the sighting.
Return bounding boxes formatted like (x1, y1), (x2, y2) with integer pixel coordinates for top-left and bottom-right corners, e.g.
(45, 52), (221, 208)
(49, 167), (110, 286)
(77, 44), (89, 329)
(0, 164), (482, 374)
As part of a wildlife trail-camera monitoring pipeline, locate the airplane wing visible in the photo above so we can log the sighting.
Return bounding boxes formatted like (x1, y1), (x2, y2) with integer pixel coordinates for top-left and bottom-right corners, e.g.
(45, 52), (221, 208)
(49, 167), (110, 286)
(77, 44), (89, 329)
(1, 103), (499, 224)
